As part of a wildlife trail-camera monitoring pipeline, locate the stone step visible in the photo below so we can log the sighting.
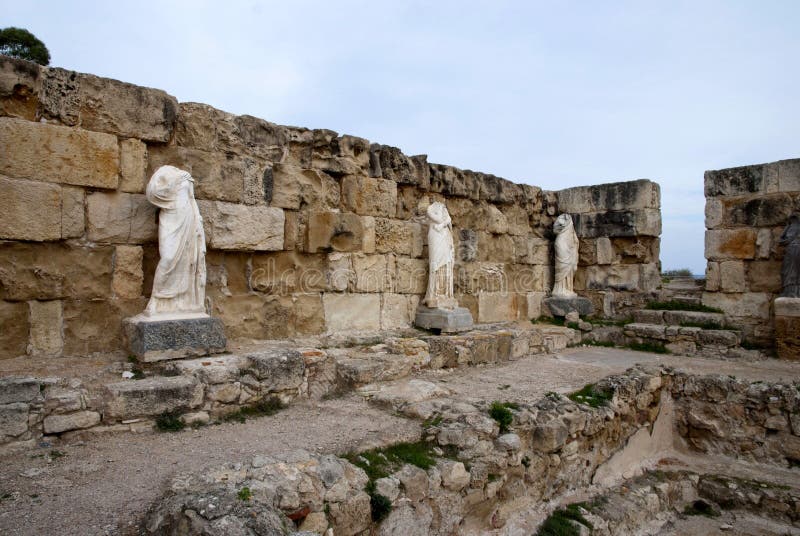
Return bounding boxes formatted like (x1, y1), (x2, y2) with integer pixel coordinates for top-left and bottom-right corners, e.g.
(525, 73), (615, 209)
(624, 322), (741, 348)
(633, 309), (726, 327)
(104, 376), (204, 421)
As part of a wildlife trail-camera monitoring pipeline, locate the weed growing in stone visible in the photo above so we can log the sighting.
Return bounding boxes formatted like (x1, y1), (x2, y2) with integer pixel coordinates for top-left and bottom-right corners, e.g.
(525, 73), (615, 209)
(422, 415), (443, 429)
(645, 301), (723, 313)
(237, 487), (252, 501)
(566, 321), (580, 330)
(224, 396), (285, 423)
(345, 441), (438, 483)
(369, 492), (392, 522)
(568, 383), (613, 408)
(536, 503), (592, 536)
(155, 411), (185, 432)
(489, 402), (516, 433)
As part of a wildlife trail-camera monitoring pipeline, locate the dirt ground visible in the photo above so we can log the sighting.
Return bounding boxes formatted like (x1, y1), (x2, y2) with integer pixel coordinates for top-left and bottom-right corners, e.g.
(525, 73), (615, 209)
(1, 347), (798, 536)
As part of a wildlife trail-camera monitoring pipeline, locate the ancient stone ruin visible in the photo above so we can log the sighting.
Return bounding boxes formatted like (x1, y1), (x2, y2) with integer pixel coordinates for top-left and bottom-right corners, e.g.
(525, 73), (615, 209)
(0, 54), (798, 536)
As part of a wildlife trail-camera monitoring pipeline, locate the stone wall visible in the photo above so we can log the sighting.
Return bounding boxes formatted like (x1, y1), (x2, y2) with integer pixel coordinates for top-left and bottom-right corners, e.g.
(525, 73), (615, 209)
(703, 158), (800, 344)
(0, 55), (661, 359)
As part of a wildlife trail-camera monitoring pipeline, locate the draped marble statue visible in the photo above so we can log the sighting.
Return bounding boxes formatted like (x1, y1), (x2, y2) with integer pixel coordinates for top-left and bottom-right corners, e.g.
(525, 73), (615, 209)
(551, 213), (579, 298)
(780, 213), (800, 298)
(144, 165), (207, 317)
(424, 202), (458, 309)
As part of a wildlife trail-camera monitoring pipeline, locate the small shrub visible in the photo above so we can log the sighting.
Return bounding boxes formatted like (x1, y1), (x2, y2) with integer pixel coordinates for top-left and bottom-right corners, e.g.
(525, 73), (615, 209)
(566, 321), (580, 330)
(155, 411), (185, 432)
(489, 401), (515, 433)
(237, 487), (252, 501)
(568, 383), (613, 408)
(645, 301), (723, 313)
(369, 492), (392, 522)
(536, 504), (592, 536)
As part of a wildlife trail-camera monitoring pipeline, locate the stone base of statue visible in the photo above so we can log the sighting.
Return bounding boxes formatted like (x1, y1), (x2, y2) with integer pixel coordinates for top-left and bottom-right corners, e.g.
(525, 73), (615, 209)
(414, 306), (474, 333)
(123, 313), (227, 363)
(774, 297), (800, 361)
(543, 295), (594, 318)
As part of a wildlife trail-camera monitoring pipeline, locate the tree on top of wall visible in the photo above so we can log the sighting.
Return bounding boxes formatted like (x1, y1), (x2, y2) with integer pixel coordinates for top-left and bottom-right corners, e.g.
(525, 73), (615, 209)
(0, 27), (50, 65)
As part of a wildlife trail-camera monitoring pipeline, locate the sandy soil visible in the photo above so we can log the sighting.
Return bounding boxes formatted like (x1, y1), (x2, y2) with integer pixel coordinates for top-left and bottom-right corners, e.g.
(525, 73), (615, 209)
(0, 347), (798, 536)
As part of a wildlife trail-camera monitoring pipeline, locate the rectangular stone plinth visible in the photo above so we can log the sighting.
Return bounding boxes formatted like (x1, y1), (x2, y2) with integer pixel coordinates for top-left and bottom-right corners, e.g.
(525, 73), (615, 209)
(774, 297), (800, 361)
(414, 306), (474, 333)
(123, 315), (227, 362)
(543, 296), (594, 317)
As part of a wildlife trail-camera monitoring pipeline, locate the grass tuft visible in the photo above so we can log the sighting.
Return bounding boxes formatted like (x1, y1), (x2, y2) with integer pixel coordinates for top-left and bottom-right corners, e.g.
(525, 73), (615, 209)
(536, 504), (593, 536)
(224, 396), (285, 423)
(155, 411), (185, 432)
(489, 401), (517, 433)
(568, 383), (613, 408)
(345, 440), (438, 483)
(370, 492), (392, 522)
(237, 487), (252, 501)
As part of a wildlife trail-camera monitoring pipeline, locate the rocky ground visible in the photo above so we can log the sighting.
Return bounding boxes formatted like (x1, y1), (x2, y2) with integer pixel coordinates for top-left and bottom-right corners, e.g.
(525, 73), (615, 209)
(0, 347), (798, 536)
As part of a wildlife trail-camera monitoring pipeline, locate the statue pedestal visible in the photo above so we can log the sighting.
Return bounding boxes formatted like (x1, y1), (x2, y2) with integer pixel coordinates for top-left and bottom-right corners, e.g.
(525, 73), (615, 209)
(414, 306), (473, 333)
(123, 314), (227, 363)
(543, 296), (594, 317)
(774, 297), (800, 361)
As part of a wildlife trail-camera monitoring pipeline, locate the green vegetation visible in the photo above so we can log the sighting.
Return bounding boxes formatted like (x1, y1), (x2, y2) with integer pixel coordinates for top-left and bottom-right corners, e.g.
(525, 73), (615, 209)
(566, 321), (580, 330)
(422, 415), (443, 429)
(155, 411), (185, 432)
(489, 401), (517, 433)
(533, 316), (565, 326)
(627, 341), (670, 354)
(345, 441), (438, 483)
(645, 300), (723, 313)
(224, 396), (285, 423)
(0, 27), (50, 65)
(683, 499), (719, 518)
(536, 504), (592, 536)
(662, 268), (693, 277)
(369, 492), (392, 522)
(237, 487), (252, 501)
(568, 383), (613, 408)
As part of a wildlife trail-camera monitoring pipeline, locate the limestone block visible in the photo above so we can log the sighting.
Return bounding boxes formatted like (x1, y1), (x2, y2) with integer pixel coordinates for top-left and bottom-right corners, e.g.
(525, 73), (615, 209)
(499, 203), (533, 235)
(87, 192), (157, 244)
(323, 293), (380, 332)
(306, 212), (365, 253)
(362, 215), (376, 254)
(113, 245), (144, 298)
(209, 294), (271, 339)
(557, 179), (660, 212)
(61, 186), (85, 238)
(0, 117), (119, 188)
(119, 138), (147, 193)
(244, 349), (305, 392)
(43, 411), (101, 434)
(429, 164), (480, 199)
(572, 209), (661, 238)
(104, 376), (203, 419)
(756, 228), (772, 260)
(374, 218), (423, 257)
(586, 264), (640, 291)
(701, 292), (771, 319)
(506, 264), (549, 293)
(250, 251), (327, 293)
(513, 236), (550, 265)
(705, 262), (720, 292)
(438, 460), (471, 491)
(456, 262), (506, 294)
(394, 257), (427, 294)
(199, 201), (284, 251)
(353, 254), (392, 293)
(777, 158), (800, 192)
(0, 378), (41, 405)
(269, 163), (340, 210)
(704, 163), (771, 197)
(705, 229), (757, 261)
(0, 176), (61, 241)
(381, 294), (419, 330)
(0, 301), (29, 359)
(596, 237), (614, 265)
(292, 293), (326, 335)
(705, 198), (723, 229)
(719, 261), (746, 293)
(39, 68), (178, 142)
(0, 56), (41, 120)
(639, 263), (661, 292)
(0, 403), (30, 440)
(0, 243), (114, 301)
(458, 228), (479, 262)
(526, 291), (546, 319)
(485, 205), (508, 234)
(63, 298), (145, 356)
(725, 194), (794, 228)
(476, 231), (515, 263)
(374, 145), (430, 187)
(28, 300), (63, 356)
(775, 315), (800, 360)
(325, 253), (355, 291)
(341, 175), (397, 217)
(477, 292), (516, 323)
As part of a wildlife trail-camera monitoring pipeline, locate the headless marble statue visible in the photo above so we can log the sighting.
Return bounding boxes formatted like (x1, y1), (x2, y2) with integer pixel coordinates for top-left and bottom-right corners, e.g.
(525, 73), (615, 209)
(780, 213), (800, 298)
(424, 202), (457, 310)
(144, 165), (207, 317)
(552, 213), (578, 298)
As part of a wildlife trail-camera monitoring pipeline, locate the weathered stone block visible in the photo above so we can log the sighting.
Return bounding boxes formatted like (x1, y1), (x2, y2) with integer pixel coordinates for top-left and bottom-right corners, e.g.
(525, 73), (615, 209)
(382, 294), (420, 329)
(245, 349), (305, 391)
(40, 68), (178, 142)
(199, 201), (284, 251)
(0, 56), (41, 120)
(250, 251), (328, 293)
(557, 179), (660, 212)
(525, 291), (546, 319)
(477, 292), (515, 323)
(268, 163), (339, 210)
(113, 245), (144, 298)
(725, 194), (794, 228)
(543, 296), (594, 317)
(306, 212), (365, 253)
(375, 218), (423, 257)
(513, 236), (549, 265)
(374, 145), (430, 187)
(43, 411), (101, 434)
(701, 292), (771, 319)
(293, 293), (326, 335)
(28, 300), (63, 356)
(705, 262), (720, 292)
(0, 176), (62, 241)
(87, 192), (158, 244)
(0, 117), (119, 188)
(341, 175), (397, 217)
(705, 229), (757, 261)
(0, 403), (29, 440)
(61, 186), (85, 238)
(777, 158), (800, 192)
(705, 198), (723, 229)
(124, 316), (227, 362)
(0, 243), (113, 301)
(458, 229), (479, 262)
(596, 237), (614, 265)
(0, 377), (40, 405)
(572, 208), (661, 238)
(394, 257), (427, 294)
(104, 376), (203, 419)
(323, 293), (380, 332)
(476, 231), (515, 263)
(586, 264), (641, 291)
(63, 298), (144, 356)
(352, 254), (391, 293)
(719, 261), (746, 293)
(119, 138), (147, 193)
(705, 163), (771, 197)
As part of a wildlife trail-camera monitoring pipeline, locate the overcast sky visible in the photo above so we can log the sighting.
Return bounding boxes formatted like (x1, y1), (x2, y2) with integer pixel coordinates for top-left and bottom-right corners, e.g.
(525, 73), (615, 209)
(4, 1), (799, 273)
